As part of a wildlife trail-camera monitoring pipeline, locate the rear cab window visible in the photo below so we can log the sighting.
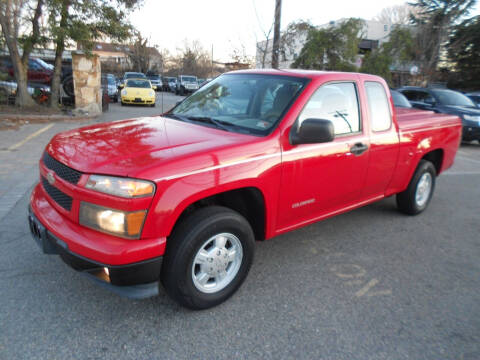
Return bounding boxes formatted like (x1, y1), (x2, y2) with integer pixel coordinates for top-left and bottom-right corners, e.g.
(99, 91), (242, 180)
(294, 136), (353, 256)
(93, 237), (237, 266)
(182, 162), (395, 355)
(365, 82), (392, 132)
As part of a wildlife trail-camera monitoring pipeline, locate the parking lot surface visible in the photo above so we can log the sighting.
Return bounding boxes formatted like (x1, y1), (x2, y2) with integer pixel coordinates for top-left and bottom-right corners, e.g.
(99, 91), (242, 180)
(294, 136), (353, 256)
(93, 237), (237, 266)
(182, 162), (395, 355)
(0, 99), (479, 359)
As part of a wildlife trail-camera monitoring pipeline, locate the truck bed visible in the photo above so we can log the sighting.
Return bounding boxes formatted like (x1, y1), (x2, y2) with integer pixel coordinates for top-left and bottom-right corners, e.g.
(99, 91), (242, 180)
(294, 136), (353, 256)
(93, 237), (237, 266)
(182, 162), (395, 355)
(396, 108), (460, 132)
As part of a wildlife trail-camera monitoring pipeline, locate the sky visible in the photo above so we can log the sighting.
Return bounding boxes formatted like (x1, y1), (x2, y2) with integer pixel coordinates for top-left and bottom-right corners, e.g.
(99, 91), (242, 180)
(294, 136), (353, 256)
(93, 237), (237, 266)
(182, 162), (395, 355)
(130, 0), (480, 63)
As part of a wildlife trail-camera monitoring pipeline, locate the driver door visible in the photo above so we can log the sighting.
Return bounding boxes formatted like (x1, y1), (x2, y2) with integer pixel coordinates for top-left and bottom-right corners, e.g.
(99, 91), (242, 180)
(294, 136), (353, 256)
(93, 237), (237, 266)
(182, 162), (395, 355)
(277, 81), (370, 232)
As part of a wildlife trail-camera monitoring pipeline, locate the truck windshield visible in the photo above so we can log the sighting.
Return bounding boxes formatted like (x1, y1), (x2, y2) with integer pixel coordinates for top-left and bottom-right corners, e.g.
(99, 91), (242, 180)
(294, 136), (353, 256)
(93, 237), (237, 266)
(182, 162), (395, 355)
(169, 73), (308, 136)
(432, 89), (475, 107)
(181, 76), (197, 82)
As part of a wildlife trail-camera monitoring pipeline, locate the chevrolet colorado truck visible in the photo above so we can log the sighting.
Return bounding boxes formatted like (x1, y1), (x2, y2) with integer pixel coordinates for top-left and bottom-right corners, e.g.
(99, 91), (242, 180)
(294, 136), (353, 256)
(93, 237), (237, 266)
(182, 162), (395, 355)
(29, 70), (462, 309)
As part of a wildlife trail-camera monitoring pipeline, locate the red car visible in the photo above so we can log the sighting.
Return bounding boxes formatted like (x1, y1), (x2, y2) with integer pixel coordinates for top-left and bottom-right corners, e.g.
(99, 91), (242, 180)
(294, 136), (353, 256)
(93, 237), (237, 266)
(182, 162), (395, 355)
(29, 70), (462, 309)
(1, 57), (53, 84)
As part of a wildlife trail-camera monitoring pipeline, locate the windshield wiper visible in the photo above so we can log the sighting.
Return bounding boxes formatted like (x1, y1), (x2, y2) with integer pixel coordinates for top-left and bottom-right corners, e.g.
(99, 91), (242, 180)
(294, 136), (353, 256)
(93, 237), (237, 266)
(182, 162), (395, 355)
(165, 114), (252, 134)
(184, 116), (234, 131)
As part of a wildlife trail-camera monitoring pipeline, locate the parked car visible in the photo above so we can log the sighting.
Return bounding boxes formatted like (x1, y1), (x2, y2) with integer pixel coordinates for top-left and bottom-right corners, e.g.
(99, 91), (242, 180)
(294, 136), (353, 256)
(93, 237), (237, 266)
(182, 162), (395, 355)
(397, 86), (480, 142)
(121, 72), (146, 85)
(0, 80), (50, 105)
(391, 90), (412, 108)
(162, 77), (176, 92)
(167, 77), (177, 93)
(147, 74), (162, 91)
(120, 78), (156, 106)
(100, 75), (110, 112)
(29, 70), (462, 310)
(175, 75), (198, 95)
(465, 92), (480, 107)
(101, 73), (118, 103)
(1, 56), (53, 84)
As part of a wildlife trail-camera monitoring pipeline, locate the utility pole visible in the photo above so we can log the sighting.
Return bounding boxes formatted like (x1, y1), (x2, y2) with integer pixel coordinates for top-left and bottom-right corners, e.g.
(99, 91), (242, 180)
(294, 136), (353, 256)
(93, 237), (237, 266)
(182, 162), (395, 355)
(271, 0), (282, 69)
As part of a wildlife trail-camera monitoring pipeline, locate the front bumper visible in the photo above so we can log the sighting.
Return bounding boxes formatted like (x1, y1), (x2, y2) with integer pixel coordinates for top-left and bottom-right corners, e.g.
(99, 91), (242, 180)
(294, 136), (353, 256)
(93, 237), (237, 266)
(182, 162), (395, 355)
(121, 96), (155, 105)
(28, 206), (162, 299)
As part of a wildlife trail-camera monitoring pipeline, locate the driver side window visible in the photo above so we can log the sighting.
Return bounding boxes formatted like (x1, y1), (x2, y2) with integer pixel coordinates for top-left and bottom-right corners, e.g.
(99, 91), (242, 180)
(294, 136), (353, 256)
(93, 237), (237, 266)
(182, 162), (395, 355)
(298, 82), (361, 135)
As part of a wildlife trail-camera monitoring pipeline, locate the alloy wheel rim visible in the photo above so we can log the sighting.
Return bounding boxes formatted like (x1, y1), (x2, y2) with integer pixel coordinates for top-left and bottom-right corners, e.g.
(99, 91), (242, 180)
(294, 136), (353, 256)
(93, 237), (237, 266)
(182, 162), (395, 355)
(415, 173), (432, 207)
(191, 233), (243, 294)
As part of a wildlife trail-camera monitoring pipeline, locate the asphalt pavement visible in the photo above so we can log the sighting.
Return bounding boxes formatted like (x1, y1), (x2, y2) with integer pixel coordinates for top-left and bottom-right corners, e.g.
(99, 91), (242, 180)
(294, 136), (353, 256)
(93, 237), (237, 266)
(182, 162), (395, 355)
(0, 101), (479, 359)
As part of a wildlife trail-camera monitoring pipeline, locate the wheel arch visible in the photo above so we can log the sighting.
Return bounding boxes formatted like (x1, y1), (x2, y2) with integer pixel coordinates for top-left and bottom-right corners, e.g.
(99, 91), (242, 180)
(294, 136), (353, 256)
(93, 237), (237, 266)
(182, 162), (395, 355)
(421, 148), (444, 175)
(168, 186), (267, 242)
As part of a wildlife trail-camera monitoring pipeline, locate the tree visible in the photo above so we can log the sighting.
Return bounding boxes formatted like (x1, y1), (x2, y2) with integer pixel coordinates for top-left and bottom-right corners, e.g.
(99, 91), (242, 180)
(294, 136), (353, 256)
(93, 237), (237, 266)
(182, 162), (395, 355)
(374, 4), (417, 26)
(292, 18), (365, 71)
(409, 0), (477, 83)
(0, 0), (45, 107)
(45, 0), (141, 107)
(280, 20), (314, 65)
(128, 34), (151, 73)
(229, 42), (254, 67)
(447, 15), (480, 90)
(171, 41), (212, 78)
(360, 27), (416, 86)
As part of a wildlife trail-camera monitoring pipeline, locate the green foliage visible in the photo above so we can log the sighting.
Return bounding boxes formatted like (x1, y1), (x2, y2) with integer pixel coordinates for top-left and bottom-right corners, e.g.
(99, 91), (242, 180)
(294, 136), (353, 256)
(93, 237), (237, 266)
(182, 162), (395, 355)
(408, 0), (477, 82)
(46, 0), (141, 52)
(291, 18), (365, 71)
(447, 15), (480, 90)
(360, 51), (392, 85)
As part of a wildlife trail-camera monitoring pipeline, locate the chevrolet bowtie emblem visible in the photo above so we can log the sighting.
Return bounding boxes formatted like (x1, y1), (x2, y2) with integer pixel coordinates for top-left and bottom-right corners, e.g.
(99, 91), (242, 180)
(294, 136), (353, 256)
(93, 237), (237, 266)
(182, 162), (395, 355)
(46, 171), (55, 185)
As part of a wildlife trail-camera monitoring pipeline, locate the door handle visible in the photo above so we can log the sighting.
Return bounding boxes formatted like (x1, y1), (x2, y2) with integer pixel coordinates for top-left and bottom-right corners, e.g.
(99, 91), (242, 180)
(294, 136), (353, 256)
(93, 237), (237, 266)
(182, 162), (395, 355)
(350, 142), (368, 156)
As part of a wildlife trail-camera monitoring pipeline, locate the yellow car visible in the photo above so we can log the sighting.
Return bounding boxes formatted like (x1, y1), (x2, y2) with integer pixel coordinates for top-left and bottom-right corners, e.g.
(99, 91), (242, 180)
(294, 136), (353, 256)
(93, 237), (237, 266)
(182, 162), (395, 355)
(120, 78), (156, 106)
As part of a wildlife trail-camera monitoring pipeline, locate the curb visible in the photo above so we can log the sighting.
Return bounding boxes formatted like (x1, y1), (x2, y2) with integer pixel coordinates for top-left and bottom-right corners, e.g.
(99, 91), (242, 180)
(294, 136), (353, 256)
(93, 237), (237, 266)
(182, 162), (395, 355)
(0, 113), (99, 123)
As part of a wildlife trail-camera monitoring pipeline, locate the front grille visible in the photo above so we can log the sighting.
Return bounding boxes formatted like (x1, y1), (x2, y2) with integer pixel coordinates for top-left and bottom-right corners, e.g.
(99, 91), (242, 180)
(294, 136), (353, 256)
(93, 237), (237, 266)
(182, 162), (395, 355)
(43, 152), (82, 184)
(42, 176), (73, 211)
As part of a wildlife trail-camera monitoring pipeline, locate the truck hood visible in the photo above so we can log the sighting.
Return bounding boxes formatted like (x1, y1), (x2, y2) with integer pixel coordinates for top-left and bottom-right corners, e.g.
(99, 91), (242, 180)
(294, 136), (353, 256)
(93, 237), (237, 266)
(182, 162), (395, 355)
(46, 116), (252, 178)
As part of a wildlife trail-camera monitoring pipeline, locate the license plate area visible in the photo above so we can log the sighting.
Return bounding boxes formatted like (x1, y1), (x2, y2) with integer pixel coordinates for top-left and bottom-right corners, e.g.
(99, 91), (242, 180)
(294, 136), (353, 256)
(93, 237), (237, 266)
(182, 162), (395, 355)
(28, 212), (58, 254)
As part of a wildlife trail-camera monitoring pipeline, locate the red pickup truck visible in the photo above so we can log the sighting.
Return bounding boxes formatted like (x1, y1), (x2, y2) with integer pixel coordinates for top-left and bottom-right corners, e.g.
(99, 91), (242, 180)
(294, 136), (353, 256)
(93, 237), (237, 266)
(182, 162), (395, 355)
(29, 70), (462, 309)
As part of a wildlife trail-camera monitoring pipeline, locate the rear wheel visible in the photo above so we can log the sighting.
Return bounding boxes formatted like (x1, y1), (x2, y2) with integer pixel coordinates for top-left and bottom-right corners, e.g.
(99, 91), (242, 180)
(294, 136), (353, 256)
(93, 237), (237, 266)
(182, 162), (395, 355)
(396, 160), (436, 215)
(161, 206), (255, 310)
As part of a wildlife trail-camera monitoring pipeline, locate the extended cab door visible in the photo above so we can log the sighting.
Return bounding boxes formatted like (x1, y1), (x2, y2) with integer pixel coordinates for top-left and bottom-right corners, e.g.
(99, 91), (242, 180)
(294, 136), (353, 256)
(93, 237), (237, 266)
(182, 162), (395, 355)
(360, 80), (400, 199)
(277, 80), (370, 232)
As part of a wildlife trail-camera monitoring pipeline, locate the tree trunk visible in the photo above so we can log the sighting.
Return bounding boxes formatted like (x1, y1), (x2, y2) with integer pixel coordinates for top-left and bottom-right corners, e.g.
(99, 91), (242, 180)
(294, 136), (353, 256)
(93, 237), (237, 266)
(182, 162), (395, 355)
(49, 44), (64, 107)
(0, 0), (43, 107)
(49, 0), (70, 108)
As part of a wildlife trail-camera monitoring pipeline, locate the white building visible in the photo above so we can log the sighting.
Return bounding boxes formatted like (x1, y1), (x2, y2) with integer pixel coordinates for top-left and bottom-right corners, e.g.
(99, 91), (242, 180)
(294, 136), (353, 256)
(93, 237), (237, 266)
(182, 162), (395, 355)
(255, 19), (394, 69)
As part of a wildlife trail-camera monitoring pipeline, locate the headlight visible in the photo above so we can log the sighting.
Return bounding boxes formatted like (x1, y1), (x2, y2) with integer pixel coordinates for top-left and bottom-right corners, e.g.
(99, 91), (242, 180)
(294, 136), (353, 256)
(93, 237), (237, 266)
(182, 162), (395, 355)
(150, 90), (155, 96)
(464, 114), (480, 121)
(85, 175), (155, 198)
(121, 89), (127, 96)
(79, 202), (147, 239)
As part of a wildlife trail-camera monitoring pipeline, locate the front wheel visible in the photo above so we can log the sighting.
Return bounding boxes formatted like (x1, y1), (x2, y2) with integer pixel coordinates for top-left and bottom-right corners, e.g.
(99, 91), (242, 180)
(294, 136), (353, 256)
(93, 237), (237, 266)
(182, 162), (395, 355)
(161, 206), (255, 309)
(396, 160), (436, 215)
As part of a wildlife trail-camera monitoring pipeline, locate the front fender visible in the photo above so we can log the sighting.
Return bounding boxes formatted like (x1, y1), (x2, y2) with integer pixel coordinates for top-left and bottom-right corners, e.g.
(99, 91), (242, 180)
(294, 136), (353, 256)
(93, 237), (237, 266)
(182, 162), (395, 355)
(140, 154), (282, 240)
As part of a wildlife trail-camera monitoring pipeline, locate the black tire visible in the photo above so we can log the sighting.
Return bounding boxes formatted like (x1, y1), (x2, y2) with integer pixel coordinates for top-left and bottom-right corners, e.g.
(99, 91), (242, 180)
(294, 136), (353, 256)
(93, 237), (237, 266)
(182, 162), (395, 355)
(161, 206), (255, 310)
(121, 101), (125, 106)
(113, 96), (118, 103)
(180, 87), (185, 96)
(396, 160), (436, 215)
(151, 102), (155, 107)
(62, 74), (75, 98)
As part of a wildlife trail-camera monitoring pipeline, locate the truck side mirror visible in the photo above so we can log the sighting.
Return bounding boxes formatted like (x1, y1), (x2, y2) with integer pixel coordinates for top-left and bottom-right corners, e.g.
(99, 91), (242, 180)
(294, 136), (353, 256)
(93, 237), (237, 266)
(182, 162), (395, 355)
(290, 118), (335, 145)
